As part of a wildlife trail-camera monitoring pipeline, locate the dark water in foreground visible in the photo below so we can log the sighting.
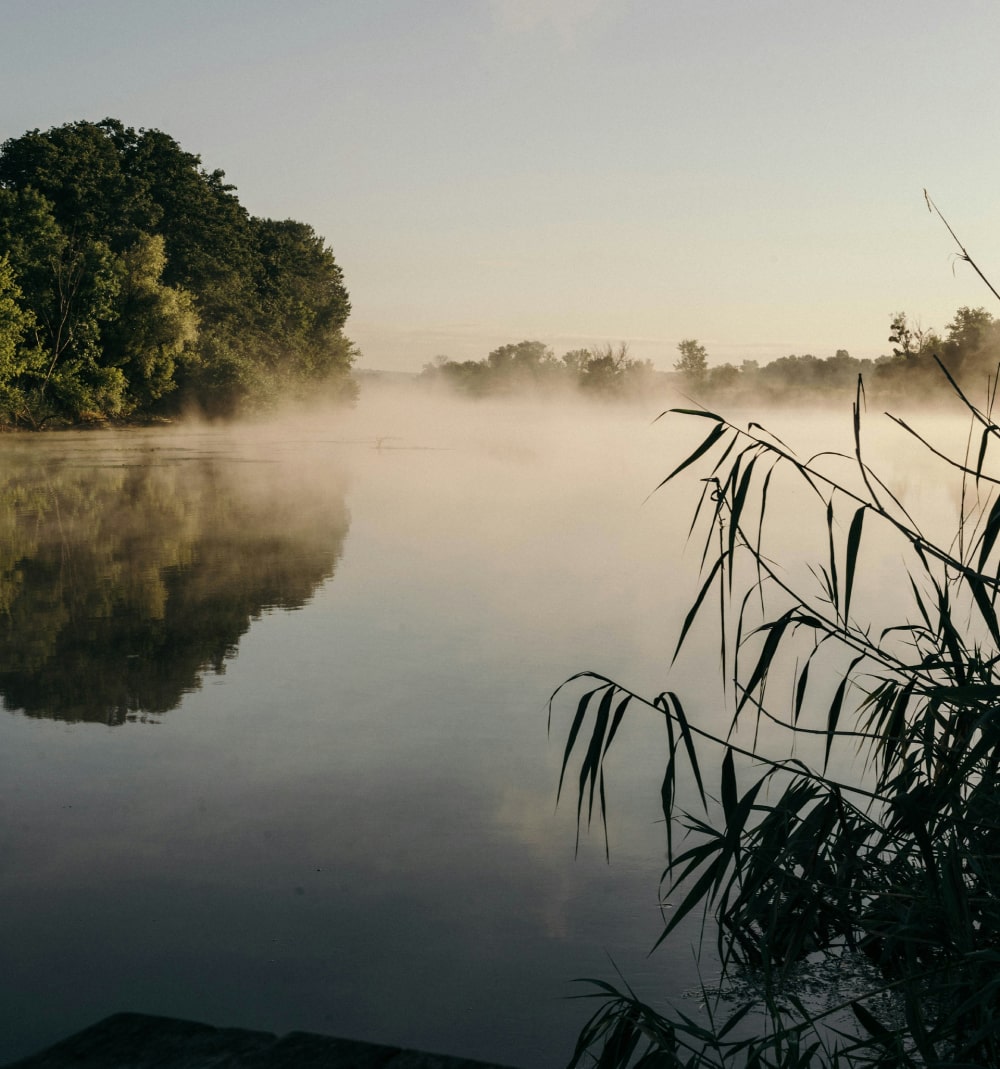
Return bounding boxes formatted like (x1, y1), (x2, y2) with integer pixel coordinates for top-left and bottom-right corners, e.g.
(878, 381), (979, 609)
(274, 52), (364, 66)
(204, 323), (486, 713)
(0, 392), (709, 1068)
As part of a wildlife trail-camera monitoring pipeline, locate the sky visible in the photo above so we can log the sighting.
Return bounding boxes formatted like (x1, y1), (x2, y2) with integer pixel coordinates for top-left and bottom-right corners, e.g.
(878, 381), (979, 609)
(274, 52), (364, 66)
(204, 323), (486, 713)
(4, 0), (1000, 372)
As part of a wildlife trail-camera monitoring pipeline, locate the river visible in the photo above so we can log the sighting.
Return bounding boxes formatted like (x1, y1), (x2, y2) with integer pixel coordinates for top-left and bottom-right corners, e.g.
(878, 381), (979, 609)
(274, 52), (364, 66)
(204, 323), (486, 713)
(0, 379), (970, 1066)
(0, 383), (715, 1068)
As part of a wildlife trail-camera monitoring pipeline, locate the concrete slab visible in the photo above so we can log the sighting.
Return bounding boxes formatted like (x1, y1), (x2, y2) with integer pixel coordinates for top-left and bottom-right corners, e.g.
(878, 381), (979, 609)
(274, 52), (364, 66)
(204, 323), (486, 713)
(1, 1013), (521, 1069)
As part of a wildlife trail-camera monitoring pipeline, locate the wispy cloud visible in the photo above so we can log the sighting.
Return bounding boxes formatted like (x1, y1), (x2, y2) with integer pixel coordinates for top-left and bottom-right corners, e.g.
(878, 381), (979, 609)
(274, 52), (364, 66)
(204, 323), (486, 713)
(488, 0), (625, 49)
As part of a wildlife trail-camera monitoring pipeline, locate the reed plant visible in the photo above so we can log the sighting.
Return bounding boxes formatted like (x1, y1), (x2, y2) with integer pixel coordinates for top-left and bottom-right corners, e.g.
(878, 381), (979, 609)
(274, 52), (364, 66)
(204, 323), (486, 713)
(553, 358), (1000, 1066)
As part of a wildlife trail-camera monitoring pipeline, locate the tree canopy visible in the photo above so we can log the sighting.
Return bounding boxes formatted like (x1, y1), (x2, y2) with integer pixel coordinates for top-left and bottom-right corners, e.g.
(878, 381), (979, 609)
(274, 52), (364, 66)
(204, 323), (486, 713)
(421, 340), (656, 398)
(674, 338), (708, 389)
(0, 119), (358, 425)
(670, 308), (1000, 406)
(418, 309), (1000, 408)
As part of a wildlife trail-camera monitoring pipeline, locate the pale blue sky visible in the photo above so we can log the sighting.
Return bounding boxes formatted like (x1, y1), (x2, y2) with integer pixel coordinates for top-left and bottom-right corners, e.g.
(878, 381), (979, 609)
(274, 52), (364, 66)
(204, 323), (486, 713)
(4, 0), (1000, 370)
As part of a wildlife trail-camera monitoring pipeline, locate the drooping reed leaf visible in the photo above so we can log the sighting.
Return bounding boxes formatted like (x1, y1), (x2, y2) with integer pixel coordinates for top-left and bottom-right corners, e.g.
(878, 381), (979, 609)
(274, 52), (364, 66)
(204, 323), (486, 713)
(976, 425), (991, 486)
(555, 350), (1000, 1066)
(671, 554), (725, 665)
(968, 571), (1000, 646)
(793, 658), (811, 726)
(843, 505), (865, 627)
(654, 422), (728, 491)
(978, 493), (1000, 572)
(555, 680), (607, 803)
(720, 748), (737, 826)
(826, 499), (840, 617)
(727, 454), (757, 592)
(661, 691), (707, 810)
(579, 685), (616, 826)
(850, 1002), (894, 1043)
(824, 655), (864, 772)
(737, 611), (797, 713)
(663, 408), (725, 421)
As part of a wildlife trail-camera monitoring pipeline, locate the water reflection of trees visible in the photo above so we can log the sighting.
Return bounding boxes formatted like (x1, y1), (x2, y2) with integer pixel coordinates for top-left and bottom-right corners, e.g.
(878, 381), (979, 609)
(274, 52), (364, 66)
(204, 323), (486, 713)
(0, 442), (350, 723)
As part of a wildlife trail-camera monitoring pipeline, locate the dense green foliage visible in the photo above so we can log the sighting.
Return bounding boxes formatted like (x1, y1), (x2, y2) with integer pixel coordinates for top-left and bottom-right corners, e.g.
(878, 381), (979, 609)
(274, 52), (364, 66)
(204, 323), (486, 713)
(555, 368), (1000, 1065)
(0, 119), (357, 424)
(421, 340), (657, 398)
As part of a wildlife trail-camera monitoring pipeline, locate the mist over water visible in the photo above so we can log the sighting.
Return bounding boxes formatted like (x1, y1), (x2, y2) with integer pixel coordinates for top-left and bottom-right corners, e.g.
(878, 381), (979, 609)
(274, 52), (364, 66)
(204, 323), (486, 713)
(0, 381), (973, 1066)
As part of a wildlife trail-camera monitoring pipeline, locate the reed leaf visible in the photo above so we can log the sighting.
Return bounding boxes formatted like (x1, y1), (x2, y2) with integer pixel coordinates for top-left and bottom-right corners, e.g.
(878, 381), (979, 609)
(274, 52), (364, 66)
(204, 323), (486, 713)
(672, 554), (726, 665)
(843, 505), (865, 627)
(976, 425), (990, 486)
(824, 655), (864, 772)
(977, 493), (1000, 572)
(968, 571), (1000, 647)
(658, 691), (707, 810)
(737, 611), (799, 714)
(654, 422), (728, 492)
(555, 352), (1000, 1065)
(826, 500), (840, 617)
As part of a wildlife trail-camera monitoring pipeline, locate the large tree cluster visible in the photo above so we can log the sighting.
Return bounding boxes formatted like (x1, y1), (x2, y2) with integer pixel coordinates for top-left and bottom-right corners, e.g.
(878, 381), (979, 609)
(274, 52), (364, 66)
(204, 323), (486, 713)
(0, 119), (357, 425)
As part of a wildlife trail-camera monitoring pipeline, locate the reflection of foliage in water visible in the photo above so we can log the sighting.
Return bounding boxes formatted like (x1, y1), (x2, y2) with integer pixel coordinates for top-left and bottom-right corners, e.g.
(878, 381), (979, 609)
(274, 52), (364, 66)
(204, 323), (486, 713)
(0, 441), (349, 724)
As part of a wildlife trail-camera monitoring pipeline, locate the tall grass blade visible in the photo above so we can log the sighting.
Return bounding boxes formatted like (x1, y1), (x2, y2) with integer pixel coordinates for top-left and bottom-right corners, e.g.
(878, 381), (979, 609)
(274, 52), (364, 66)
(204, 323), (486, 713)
(737, 612), (795, 713)
(720, 748), (737, 825)
(969, 571), (1000, 646)
(556, 353), (1000, 1066)
(654, 423), (727, 491)
(824, 656), (863, 772)
(664, 691), (707, 810)
(672, 555), (725, 665)
(556, 681), (606, 802)
(580, 685), (616, 828)
(826, 500), (839, 617)
(976, 425), (990, 486)
(843, 505), (864, 627)
(727, 455), (757, 592)
(978, 494), (1000, 572)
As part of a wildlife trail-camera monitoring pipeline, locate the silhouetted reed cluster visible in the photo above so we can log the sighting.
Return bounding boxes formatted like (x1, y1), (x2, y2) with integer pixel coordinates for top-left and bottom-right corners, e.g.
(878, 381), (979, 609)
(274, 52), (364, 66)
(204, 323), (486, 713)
(554, 361), (1000, 1065)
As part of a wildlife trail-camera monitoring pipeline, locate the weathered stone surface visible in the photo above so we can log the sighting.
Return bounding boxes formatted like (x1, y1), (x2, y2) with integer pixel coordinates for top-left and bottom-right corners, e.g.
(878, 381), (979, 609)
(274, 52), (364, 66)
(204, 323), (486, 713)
(1, 1013), (521, 1069)
(1, 1013), (274, 1067)
(240, 1031), (399, 1068)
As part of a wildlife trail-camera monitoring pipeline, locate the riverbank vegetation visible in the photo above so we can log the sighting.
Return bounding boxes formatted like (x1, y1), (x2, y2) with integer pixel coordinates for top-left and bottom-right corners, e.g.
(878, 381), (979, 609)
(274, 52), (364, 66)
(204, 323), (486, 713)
(420, 340), (657, 399)
(552, 189), (1000, 1069)
(422, 307), (1000, 409)
(0, 119), (358, 426)
(679, 306), (1000, 406)
(555, 359), (1000, 1064)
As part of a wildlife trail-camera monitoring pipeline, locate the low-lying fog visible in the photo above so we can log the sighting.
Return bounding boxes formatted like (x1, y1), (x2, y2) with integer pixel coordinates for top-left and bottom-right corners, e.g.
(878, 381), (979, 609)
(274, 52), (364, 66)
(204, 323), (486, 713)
(0, 378), (979, 1067)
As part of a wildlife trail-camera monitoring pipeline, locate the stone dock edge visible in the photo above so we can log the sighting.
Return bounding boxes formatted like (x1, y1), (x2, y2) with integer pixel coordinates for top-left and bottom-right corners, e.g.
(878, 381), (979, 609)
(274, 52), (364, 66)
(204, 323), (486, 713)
(0, 1012), (524, 1069)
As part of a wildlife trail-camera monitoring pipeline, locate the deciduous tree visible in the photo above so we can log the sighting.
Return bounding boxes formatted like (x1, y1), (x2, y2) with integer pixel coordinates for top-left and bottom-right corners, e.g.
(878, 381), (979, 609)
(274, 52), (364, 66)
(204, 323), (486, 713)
(674, 338), (708, 389)
(0, 119), (357, 421)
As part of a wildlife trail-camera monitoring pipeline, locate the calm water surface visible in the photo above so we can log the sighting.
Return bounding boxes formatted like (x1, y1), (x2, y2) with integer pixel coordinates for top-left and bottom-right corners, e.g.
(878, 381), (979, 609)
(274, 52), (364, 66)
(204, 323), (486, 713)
(0, 385), (970, 1066)
(0, 387), (721, 1068)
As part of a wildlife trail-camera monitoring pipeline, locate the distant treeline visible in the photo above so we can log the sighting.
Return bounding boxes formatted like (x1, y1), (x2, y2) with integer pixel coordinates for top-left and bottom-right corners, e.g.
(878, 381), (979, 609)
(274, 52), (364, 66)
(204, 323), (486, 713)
(421, 340), (657, 397)
(424, 308), (1000, 404)
(0, 119), (357, 426)
(676, 309), (1000, 403)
